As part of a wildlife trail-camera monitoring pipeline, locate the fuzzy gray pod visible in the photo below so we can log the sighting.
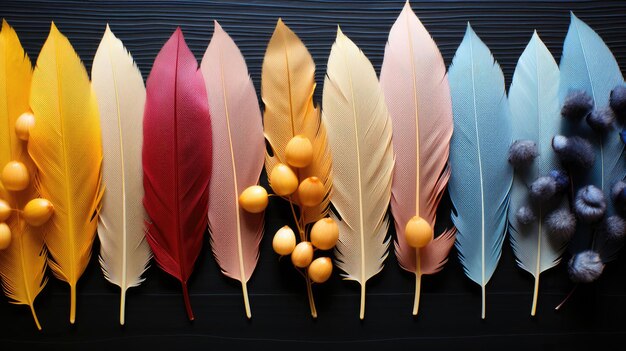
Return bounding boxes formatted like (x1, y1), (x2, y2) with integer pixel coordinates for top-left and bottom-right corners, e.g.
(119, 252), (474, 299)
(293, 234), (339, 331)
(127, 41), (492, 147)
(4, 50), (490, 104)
(561, 90), (594, 120)
(508, 140), (538, 168)
(586, 107), (615, 133)
(575, 185), (607, 223)
(545, 209), (576, 240)
(530, 176), (557, 202)
(516, 206), (536, 225)
(552, 135), (595, 169)
(610, 85), (626, 122)
(611, 181), (626, 215)
(568, 250), (605, 283)
(600, 215), (626, 241)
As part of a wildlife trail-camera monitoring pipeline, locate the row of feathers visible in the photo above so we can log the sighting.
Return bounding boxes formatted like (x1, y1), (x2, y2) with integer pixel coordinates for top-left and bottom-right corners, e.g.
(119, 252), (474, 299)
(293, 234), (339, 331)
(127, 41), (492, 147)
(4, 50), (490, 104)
(0, 2), (624, 329)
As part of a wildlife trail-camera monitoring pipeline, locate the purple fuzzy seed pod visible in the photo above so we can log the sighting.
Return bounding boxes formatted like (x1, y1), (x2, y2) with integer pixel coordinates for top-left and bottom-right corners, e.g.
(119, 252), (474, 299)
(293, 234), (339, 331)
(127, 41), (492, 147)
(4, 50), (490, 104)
(508, 140), (538, 168)
(552, 135), (595, 169)
(545, 209), (576, 241)
(530, 176), (557, 202)
(568, 250), (604, 283)
(549, 170), (570, 193)
(610, 85), (626, 123)
(586, 107), (615, 133)
(561, 90), (594, 120)
(611, 181), (626, 215)
(516, 206), (536, 225)
(574, 185), (606, 223)
(600, 215), (626, 242)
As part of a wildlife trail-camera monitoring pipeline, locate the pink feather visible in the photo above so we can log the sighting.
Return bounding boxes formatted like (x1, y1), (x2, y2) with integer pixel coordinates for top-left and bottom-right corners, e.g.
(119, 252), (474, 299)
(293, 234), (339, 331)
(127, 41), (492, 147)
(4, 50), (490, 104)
(142, 27), (211, 321)
(380, 2), (456, 315)
(201, 21), (264, 319)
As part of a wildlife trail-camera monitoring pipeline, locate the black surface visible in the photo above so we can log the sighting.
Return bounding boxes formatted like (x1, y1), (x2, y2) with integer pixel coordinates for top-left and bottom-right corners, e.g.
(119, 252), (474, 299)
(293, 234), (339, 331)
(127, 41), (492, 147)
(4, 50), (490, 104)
(1, 0), (626, 349)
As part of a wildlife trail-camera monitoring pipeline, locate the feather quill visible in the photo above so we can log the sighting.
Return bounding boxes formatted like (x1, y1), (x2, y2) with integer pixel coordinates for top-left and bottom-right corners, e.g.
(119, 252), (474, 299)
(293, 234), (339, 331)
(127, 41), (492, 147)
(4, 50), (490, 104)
(323, 28), (394, 320)
(142, 28), (211, 321)
(559, 13), (625, 261)
(262, 19), (332, 227)
(380, 2), (456, 316)
(448, 24), (512, 319)
(0, 19), (47, 330)
(508, 32), (566, 316)
(91, 25), (152, 325)
(201, 21), (264, 319)
(27, 22), (103, 324)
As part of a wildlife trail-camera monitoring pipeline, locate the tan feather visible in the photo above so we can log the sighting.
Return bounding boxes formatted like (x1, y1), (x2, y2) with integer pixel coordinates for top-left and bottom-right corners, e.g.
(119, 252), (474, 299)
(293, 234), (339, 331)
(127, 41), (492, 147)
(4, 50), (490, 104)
(323, 28), (394, 320)
(262, 19), (332, 227)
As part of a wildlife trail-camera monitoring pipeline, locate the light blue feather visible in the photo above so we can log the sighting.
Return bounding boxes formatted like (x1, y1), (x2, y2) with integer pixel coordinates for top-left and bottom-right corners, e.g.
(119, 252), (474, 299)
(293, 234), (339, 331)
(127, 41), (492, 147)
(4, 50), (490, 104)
(559, 13), (625, 261)
(448, 24), (512, 319)
(508, 32), (566, 315)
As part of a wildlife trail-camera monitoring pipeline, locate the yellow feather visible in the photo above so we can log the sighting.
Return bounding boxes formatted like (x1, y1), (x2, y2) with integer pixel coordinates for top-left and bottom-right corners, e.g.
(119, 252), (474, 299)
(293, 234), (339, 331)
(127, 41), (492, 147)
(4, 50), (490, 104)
(262, 19), (332, 228)
(0, 19), (47, 331)
(27, 23), (103, 324)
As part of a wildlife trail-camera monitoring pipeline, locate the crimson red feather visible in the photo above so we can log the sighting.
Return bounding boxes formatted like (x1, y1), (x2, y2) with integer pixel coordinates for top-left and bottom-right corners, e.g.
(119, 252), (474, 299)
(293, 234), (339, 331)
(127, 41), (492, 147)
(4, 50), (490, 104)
(142, 27), (211, 321)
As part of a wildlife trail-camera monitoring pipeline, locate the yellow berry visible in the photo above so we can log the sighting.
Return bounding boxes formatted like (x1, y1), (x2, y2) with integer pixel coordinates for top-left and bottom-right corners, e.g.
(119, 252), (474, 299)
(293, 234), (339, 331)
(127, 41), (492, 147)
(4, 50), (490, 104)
(272, 226), (296, 256)
(285, 135), (313, 168)
(15, 112), (35, 141)
(23, 198), (54, 227)
(310, 217), (339, 250)
(239, 185), (268, 213)
(297, 176), (325, 207)
(291, 241), (313, 268)
(0, 200), (11, 222)
(0, 223), (11, 250)
(269, 163), (298, 196)
(405, 216), (433, 248)
(1, 161), (29, 191)
(308, 257), (333, 283)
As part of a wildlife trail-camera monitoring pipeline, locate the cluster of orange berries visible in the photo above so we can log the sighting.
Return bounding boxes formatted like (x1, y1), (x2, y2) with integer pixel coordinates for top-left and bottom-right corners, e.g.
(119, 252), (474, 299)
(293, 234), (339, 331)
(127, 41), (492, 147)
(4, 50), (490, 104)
(0, 112), (54, 249)
(237, 135), (337, 283)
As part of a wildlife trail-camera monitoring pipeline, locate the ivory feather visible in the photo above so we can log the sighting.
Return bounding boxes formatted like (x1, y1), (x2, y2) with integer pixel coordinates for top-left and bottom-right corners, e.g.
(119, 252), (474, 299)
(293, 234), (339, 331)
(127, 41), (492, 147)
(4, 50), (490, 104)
(380, 2), (456, 316)
(201, 21), (265, 319)
(323, 28), (394, 320)
(91, 25), (152, 325)
(27, 22), (104, 324)
(0, 19), (47, 330)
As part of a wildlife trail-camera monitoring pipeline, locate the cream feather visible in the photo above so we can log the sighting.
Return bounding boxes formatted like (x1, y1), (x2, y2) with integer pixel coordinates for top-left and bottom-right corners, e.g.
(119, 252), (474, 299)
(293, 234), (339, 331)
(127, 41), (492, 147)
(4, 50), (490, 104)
(323, 28), (394, 320)
(91, 25), (152, 326)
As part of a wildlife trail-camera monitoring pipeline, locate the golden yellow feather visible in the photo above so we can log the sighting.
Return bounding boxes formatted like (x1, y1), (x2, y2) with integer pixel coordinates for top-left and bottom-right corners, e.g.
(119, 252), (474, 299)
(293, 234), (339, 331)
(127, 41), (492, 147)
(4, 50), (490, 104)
(262, 19), (332, 227)
(27, 22), (103, 324)
(0, 19), (47, 331)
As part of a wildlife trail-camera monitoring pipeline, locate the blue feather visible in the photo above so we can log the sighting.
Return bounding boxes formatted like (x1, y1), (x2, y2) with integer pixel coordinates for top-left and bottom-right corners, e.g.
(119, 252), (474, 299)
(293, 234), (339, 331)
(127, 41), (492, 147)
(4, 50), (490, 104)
(559, 13), (625, 261)
(448, 24), (512, 319)
(507, 32), (566, 315)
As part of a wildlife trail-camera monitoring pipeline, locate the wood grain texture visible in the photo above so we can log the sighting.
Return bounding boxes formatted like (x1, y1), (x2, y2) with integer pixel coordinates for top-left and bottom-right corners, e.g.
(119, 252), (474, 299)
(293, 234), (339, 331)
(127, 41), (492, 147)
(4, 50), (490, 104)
(0, 0), (625, 348)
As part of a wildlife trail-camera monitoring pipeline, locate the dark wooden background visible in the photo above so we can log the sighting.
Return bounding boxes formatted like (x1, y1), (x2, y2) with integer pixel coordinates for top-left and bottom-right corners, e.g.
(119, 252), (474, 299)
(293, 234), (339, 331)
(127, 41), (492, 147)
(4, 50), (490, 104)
(1, 1), (625, 349)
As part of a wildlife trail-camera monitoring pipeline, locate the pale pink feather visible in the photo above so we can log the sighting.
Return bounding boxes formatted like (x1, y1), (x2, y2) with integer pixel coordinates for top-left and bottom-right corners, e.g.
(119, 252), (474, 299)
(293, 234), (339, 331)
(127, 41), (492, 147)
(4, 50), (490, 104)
(380, 2), (455, 276)
(201, 22), (264, 287)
